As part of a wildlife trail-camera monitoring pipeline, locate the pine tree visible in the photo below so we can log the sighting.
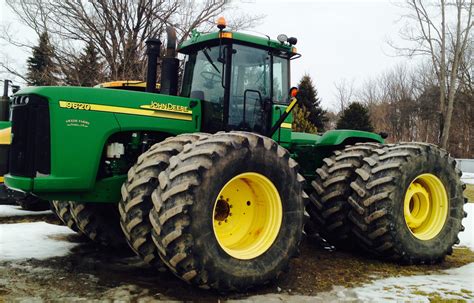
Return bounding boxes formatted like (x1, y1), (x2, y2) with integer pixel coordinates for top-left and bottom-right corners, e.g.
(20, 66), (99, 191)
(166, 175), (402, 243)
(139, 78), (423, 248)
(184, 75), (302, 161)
(26, 32), (58, 86)
(297, 74), (328, 131)
(77, 41), (103, 86)
(66, 41), (104, 86)
(292, 105), (317, 133)
(336, 102), (374, 132)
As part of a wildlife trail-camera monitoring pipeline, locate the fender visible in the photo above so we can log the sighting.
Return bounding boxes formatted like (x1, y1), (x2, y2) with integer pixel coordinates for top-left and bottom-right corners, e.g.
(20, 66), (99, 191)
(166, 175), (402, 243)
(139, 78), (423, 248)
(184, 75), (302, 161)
(316, 129), (384, 146)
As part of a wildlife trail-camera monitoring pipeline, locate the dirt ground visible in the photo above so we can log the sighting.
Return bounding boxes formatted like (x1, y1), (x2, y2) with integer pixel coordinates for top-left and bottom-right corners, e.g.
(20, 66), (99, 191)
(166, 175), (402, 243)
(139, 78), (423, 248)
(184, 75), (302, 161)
(1, 212), (473, 302)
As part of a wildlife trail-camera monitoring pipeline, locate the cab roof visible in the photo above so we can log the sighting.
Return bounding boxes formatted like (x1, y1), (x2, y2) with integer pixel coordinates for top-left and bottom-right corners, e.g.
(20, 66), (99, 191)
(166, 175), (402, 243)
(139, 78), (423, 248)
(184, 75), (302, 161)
(178, 30), (298, 57)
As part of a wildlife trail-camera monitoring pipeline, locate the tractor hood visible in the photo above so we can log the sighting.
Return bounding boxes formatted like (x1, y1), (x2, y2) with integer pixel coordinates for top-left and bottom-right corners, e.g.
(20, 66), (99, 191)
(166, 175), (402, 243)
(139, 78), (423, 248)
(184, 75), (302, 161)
(5, 86), (202, 199)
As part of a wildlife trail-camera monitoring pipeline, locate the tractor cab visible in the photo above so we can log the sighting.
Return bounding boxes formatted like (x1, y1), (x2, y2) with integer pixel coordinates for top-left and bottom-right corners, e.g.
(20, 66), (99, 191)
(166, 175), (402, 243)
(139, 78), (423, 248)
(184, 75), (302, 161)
(178, 20), (298, 135)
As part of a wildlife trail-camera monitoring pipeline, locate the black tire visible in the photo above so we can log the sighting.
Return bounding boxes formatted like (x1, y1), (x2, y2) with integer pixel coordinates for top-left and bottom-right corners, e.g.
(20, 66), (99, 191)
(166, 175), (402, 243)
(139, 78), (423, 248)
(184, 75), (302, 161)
(70, 202), (127, 248)
(348, 143), (466, 264)
(16, 195), (50, 211)
(150, 131), (305, 291)
(50, 201), (82, 233)
(119, 133), (208, 269)
(306, 142), (382, 249)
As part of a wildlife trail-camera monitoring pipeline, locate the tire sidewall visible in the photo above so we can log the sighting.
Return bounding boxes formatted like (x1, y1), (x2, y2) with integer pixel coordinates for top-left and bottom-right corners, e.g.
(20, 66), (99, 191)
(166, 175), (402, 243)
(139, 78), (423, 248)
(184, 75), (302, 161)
(189, 142), (303, 286)
(388, 149), (463, 259)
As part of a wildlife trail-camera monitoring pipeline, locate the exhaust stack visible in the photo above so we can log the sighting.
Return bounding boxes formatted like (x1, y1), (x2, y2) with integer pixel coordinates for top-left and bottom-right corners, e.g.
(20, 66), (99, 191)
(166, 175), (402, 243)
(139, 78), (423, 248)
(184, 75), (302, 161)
(145, 38), (162, 93)
(160, 27), (179, 96)
(1, 80), (11, 122)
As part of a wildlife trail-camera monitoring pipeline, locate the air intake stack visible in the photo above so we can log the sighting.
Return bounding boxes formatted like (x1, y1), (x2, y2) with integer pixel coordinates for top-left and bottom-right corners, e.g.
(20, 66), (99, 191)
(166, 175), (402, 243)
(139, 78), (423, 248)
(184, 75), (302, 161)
(1, 80), (10, 122)
(160, 27), (179, 96)
(145, 38), (162, 93)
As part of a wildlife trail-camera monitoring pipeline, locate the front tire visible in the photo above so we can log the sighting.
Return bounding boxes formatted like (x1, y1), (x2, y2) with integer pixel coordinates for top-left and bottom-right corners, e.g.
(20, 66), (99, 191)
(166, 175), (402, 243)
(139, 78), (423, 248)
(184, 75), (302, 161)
(150, 132), (305, 291)
(348, 143), (465, 264)
(16, 195), (50, 211)
(70, 202), (127, 248)
(50, 200), (82, 233)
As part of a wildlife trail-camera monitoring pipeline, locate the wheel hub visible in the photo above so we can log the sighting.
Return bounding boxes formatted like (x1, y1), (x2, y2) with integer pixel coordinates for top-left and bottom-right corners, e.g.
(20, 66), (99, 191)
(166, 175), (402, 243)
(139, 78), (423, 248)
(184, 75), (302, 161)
(212, 172), (282, 260)
(214, 198), (231, 222)
(403, 173), (448, 240)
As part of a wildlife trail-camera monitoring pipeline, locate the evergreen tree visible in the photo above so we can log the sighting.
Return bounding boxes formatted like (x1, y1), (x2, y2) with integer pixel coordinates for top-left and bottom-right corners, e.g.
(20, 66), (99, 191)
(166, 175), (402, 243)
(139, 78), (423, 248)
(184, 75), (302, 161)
(297, 74), (328, 131)
(66, 41), (104, 86)
(336, 102), (374, 132)
(292, 105), (317, 133)
(26, 32), (58, 86)
(77, 41), (103, 86)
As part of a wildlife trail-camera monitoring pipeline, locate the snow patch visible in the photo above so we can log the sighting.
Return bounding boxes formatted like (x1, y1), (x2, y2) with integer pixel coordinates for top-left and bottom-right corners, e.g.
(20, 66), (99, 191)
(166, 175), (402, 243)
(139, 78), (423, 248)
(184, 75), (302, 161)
(461, 172), (474, 185)
(339, 202), (474, 302)
(349, 263), (474, 302)
(0, 205), (52, 217)
(458, 203), (474, 250)
(0, 222), (78, 261)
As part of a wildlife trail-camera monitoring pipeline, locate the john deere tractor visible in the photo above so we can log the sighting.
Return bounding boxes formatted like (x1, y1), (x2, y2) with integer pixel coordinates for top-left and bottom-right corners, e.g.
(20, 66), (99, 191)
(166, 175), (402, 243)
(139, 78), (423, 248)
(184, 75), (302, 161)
(4, 20), (466, 291)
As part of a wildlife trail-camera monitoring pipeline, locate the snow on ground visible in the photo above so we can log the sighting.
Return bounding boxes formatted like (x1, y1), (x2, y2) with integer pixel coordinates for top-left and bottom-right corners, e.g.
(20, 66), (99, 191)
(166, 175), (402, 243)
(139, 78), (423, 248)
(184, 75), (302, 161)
(332, 202), (474, 302)
(0, 174), (472, 300)
(459, 203), (474, 250)
(233, 204), (474, 303)
(348, 263), (474, 302)
(462, 172), (474, 185)
(0, 222), (78, 261)
(0, 205), (52, 217)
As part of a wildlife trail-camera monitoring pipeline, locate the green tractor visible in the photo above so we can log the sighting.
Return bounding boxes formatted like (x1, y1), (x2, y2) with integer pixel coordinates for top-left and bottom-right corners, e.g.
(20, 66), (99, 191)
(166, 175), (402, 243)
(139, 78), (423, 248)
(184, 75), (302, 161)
(4, 20), (466, 291)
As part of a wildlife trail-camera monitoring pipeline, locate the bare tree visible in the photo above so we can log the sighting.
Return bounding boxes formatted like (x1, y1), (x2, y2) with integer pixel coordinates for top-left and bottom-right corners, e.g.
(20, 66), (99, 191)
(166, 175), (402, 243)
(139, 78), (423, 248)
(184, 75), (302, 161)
(333, 78), (355, 113)
(1, 0), (264, 82)
(392, 0), (473, 148)
(357, 78), (381, 107)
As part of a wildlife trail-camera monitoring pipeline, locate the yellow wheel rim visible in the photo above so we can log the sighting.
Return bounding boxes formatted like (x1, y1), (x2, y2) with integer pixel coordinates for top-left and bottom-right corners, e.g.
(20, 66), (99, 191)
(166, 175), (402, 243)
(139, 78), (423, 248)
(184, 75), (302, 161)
(212, 172), (282, 260)
(403, 173), (448, 240)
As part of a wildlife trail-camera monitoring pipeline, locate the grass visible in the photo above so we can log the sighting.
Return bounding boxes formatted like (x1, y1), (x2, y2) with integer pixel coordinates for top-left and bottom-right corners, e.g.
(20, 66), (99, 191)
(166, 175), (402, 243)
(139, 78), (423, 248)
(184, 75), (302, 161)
(271, 245), (474, 295)
(464, 184), (474, 202)
(411, 290), (470, 302)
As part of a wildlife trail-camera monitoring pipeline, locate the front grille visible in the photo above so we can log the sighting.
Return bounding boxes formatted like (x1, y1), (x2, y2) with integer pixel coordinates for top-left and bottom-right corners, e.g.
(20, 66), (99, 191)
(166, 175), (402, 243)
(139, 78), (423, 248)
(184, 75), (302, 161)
(9, 95), (50, 177)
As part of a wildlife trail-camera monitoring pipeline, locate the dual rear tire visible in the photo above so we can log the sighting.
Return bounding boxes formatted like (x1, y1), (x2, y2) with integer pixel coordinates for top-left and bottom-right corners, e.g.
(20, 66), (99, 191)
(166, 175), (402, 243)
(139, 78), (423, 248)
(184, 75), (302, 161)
(309, 142), (466, 264)
(347, 143), (465, 263)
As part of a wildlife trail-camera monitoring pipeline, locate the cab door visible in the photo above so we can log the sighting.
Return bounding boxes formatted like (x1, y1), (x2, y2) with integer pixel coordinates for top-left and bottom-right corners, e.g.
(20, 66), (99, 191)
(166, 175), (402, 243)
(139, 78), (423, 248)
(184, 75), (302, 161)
(227, 44), (271, 134)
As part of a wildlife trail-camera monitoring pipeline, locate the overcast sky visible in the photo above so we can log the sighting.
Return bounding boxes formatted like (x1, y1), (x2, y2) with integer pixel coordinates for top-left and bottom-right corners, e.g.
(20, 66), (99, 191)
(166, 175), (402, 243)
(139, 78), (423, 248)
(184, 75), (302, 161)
(0, 0), (415, 111)
(236, 0), (412, 110)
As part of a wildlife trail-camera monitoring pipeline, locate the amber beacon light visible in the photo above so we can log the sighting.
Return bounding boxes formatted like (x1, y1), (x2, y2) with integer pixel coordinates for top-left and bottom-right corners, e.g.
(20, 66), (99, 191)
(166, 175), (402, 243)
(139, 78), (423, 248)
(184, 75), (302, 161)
(217, 17), (227, 30)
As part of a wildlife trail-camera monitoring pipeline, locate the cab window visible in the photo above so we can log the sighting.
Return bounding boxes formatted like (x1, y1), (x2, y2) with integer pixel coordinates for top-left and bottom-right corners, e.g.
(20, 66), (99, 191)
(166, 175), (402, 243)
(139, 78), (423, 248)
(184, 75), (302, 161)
(229, 44), (270, 132)
(272, 55), (289, 104)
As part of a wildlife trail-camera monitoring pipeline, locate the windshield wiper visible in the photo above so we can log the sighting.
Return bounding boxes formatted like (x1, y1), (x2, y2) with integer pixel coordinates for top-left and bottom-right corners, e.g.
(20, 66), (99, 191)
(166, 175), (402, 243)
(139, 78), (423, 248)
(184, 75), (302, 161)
(202, 47), (221, 74)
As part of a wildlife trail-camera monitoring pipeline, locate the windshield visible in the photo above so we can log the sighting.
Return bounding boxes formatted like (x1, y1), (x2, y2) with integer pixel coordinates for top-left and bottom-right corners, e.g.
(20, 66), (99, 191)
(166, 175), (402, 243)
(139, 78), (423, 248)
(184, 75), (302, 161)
(181, 46), (225, 133)
(181, 46), (223, 103)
